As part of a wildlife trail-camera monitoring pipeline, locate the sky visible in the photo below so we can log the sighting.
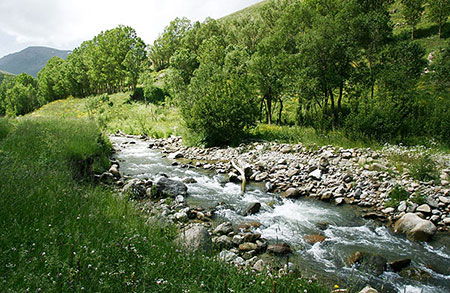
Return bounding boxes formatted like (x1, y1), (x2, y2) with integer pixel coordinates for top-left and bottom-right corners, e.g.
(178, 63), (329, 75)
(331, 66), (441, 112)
(0, 0), (263, 58)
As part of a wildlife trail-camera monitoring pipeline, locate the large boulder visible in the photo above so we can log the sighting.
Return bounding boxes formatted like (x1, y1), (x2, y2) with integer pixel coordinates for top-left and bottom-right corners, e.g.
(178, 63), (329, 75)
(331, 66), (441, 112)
(122, 180), (146, 199)
(242, 202), (261, 216)
(155, 177), (188, 198)
(177, 225), (212, 252)
(394, 213), (436, 241)
(282, 188), (299, 199)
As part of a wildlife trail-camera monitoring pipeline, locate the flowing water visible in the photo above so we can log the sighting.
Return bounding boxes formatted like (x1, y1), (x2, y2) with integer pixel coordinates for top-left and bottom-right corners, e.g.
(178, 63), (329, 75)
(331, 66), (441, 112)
(111, 136), (450, 292)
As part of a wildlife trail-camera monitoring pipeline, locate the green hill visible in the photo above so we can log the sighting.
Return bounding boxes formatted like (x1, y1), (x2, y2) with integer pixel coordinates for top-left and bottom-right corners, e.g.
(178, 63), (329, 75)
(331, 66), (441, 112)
(221, 0), (268, 21)
(0, 46), (71, 78)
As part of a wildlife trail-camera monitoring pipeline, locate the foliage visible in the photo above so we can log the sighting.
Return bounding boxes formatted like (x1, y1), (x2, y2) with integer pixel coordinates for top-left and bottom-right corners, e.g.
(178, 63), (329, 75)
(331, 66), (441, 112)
(386, 185), (410, 207)
(401, 0), (425, 39)
(181, 41), (258, 146)
(427, 0), (450, 39)
(0, 73), (39, 116)
(148, 17), (192, 71)
(409, 153), (439, 182)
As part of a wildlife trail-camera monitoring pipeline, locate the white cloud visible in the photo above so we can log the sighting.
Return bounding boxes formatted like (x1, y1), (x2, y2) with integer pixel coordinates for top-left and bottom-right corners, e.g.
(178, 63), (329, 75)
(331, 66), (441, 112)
(0, 0), (263, 57)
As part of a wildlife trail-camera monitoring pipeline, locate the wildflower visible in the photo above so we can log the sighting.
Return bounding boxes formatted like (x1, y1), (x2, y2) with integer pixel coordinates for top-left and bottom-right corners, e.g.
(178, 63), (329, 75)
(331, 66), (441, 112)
(334, 285), (339, 289)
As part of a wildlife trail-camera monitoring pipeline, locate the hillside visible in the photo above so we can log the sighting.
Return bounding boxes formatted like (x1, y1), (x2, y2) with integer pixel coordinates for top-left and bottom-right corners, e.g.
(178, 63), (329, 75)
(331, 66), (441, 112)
(0, 46), (71, 78)
(0, 70), (14, 85)
(221, 0), (268, 21)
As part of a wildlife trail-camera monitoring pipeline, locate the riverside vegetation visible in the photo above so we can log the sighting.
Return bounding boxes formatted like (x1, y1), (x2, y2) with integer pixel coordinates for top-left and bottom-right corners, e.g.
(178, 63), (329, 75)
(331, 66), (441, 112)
(0, 118), (326, 292)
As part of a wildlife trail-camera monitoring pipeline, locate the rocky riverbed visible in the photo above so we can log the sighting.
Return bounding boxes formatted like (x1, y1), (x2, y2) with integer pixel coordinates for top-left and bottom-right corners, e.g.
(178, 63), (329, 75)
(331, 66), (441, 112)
(97, 133), (450, 293)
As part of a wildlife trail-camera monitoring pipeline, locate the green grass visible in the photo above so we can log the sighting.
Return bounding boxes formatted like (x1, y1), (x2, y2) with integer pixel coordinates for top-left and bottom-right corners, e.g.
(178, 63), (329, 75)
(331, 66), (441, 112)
(385, 185), (410, 208)
(0, 117), (326, 292)
(31, 92), (184, 138)
(250, 123), (377, 149)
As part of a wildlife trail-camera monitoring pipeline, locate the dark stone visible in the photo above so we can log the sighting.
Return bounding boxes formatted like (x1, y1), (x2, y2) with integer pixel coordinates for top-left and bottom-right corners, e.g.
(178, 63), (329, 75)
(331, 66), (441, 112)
(362, 212), (385, 220)
(243, 202), (261, 216)
(155, 177), (188, 198)
(389, 258), (411, 272)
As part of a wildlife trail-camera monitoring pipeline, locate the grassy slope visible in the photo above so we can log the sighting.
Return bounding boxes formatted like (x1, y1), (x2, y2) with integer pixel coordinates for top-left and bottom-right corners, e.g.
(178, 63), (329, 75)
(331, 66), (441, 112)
(0, 115), (326, 292)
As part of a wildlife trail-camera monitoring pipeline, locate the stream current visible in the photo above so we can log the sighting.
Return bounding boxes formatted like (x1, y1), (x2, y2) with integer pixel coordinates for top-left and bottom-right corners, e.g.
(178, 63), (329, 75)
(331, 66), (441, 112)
(111, 136), (450, 292)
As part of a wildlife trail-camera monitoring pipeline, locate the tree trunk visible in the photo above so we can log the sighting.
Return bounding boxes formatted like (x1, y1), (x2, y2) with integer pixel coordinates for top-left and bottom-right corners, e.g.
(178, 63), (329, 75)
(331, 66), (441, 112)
(277, 96), (283, 125)
(338, 83), (343, 119)
(266, 95), (272, 125)
(329, 89), (336, 128)
(259, 98), (264, 123)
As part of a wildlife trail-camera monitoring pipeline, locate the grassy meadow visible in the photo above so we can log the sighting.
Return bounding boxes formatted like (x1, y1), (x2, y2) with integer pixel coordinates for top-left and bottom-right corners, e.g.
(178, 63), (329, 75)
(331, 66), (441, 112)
(0, 115), (326, 291)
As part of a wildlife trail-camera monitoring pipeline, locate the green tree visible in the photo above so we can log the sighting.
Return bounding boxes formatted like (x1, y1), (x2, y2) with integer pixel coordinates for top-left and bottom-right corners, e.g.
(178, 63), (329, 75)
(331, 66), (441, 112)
(427, 0), (450, 39)
(37, 56), (67, 104)
(181, 40), (257, 146)
(1, 73), (39, 116)
(401, 0), (425, 39)
(148, 17), (192, 71)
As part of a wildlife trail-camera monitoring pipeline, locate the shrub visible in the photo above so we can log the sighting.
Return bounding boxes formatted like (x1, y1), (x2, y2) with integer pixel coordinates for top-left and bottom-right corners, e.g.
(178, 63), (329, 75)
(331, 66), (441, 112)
(409, 154), (439, 182)
(386, 185), (410, 207)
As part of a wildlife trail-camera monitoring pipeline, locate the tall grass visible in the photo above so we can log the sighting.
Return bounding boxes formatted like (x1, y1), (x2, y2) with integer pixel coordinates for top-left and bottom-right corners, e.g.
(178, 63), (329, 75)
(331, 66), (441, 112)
(0, 117), (325, 292)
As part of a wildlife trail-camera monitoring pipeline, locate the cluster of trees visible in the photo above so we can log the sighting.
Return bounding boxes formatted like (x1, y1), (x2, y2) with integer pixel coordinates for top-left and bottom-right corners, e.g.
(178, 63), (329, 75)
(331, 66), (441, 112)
(0, 25), (146, 116)
(148, 0), (448, 145)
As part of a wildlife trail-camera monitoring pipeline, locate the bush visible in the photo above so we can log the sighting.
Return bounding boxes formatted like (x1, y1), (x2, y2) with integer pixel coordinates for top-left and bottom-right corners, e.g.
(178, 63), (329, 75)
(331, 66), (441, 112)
(409, 154), (439, 182)
(386, 185), (410, 207)
(181, 44), (258, 146)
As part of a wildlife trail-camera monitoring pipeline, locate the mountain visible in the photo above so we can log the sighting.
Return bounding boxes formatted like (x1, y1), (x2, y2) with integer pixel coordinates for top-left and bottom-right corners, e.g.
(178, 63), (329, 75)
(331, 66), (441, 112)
(0, 46), (71, 78)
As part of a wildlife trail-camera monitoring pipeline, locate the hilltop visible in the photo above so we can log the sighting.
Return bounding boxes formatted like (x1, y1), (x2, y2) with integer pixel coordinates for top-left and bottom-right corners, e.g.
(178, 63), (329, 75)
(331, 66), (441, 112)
(0, 46), (71, 78)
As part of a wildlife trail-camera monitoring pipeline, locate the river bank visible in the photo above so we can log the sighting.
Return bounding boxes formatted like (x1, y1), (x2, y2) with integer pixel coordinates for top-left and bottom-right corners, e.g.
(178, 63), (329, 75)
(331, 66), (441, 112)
(104, 133), (450, 292)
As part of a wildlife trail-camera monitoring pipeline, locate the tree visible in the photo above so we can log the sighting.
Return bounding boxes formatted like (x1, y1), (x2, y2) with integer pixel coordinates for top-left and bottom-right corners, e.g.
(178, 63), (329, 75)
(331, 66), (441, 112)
(37, 56), (67, 104)
(427, 0), (450, 39)
(148, 17), (192, 71)
(1, 73), (39, 116)
(401, 0), (425, 39)
(181, 40), (257, 146)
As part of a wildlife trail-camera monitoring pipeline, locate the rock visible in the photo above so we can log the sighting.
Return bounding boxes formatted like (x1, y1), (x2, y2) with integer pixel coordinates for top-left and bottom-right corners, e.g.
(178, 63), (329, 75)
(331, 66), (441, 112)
(243, 202), (261, 216)
(253, 259), (266, 272)
(219, 250), (237, 262)
(335, 197), (345, 205)
(362, 212), (385, 220)
(443, 218), (450, 225)
(397, 201), (407, 212)
(214, 235), (233, 249)
(255, 172), (268, 182)
(281, 146), (291, 153)
(175, 195), (185, 203)
(359, 286), (378, 293)
(394, 213), (437, 241)
(232, 235), (244, 246)
(96, 172), (115, 184)
(239, 242), (258, 252)
(287, 169), (299, 177)
(178, 225), (212, 252)
(320, 191), (333, 201)
(213, 222), (233, 235)
(265, 182), (275, 193)
(426, 197), (439, 209)
(183, 177), (197, 184)
(347, 251), (364, 266)
(108, 165), (121, 179)
(243, 233), (261, 243)
(371, 163), (386, 171)
(382, 207), (395, 214)
(174, 211), (188, 222)
(168, 151), (184, 159)
(122, 181), (146, 199)
(309, 169), (322, 180)
(267, 243), (292, 255)
(282, 188), (299, 199)
(155, 177), (188, 197)
(399, 267), (431, 281)
(228, 172), (240, 183)
(304, 234), (326, 244)
(388, 258), (411, 272)
(416, 204), (431, 214)
(438, 196), (450, 204)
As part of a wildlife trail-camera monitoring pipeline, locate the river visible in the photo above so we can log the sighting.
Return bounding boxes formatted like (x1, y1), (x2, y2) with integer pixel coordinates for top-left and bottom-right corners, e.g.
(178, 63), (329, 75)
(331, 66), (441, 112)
(110, 135), (450, 293)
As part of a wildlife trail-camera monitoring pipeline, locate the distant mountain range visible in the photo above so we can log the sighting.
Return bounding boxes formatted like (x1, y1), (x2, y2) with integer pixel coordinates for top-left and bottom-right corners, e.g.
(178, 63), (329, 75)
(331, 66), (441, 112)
(0, 46), (71, 78)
